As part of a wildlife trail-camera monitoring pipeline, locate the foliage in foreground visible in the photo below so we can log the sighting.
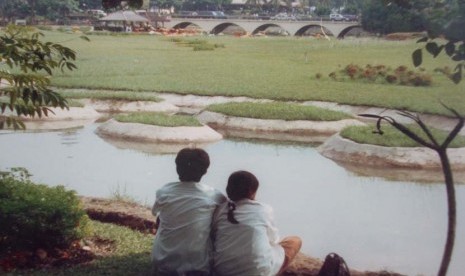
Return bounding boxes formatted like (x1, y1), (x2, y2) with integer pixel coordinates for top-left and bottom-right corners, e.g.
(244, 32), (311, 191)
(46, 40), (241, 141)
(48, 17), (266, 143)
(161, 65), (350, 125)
(207, 102), (351, 121)
(0, 25), (82, 129)
(114, 112), (202, 127)
(0, 168), (91, 251)
(341, 124), (465, 148)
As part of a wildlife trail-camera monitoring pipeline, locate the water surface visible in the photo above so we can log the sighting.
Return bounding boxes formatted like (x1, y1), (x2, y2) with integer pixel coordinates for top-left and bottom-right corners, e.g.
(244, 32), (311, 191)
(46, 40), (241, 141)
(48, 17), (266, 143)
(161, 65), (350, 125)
(0, 124), (464, 276)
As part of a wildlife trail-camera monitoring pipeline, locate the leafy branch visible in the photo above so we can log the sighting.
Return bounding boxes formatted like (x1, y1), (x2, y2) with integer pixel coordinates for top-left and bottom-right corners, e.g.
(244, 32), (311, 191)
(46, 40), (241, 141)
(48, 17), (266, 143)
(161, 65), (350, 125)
(0, 25), (85, 129)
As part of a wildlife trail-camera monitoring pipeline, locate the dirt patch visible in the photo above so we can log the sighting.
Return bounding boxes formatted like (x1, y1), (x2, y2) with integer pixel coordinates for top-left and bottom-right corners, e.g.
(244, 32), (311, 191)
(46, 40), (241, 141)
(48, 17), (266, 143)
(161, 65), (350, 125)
(0, 237), (113, 273)
(384, 32), (425, 40)
(81, 196), (157, 234)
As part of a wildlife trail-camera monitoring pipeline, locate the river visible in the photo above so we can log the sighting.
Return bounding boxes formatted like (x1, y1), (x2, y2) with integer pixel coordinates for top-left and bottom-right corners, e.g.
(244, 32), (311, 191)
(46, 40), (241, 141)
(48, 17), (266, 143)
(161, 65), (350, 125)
(0, 123), (464, 276)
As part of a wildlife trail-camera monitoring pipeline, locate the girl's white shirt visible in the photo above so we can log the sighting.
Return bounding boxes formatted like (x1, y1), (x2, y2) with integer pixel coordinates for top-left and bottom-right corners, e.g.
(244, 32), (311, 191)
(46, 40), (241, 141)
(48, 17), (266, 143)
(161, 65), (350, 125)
(151, 181), (226, 274)
(212, 199), (285, 276)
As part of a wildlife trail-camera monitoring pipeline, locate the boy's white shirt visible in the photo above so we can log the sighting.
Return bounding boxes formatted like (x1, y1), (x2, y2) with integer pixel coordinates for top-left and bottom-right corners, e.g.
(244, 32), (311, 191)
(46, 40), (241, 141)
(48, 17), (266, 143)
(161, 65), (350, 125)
(212, 199), (285, 276)
(151, 181), (226, 273)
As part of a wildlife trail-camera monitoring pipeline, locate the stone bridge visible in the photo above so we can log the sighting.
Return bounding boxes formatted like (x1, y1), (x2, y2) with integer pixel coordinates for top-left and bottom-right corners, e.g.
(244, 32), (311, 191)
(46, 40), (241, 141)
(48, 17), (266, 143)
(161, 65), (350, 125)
(164, 18), (362, 38)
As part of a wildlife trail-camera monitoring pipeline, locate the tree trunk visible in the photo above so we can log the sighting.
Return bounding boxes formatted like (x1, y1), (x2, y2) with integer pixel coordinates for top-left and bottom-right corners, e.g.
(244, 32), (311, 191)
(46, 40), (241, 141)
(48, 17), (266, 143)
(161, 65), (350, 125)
(437, 149), (456, 276)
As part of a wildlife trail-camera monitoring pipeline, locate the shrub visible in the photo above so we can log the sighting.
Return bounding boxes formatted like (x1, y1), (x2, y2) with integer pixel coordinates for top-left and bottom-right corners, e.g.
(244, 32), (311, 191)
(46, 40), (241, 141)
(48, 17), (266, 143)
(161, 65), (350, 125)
(169, 38), (225, 51)
(193, 44), (215, 51)
(326, 63), (433, 86)
(0, 169), (91, 251)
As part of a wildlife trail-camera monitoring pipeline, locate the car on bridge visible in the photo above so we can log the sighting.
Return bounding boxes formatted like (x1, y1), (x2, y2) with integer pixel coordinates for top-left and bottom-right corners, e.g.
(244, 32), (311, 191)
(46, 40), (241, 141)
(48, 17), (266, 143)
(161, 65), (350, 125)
(176, 10), (227, 19)
(271, 13), (297, 21)
(329, 14), (344, 21)
(342, 14), (358, 22)
(191, 11), (227, 19)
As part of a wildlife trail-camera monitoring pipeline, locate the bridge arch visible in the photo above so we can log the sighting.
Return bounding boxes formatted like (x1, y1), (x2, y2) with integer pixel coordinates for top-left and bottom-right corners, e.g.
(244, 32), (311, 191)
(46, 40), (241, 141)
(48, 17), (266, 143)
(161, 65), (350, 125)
(211, 22), (245, 35)
(337, 25), (363, 38)
(294, 24), (333, 37)
(251, 23), (289, 35)
(171, 21), (201, 30)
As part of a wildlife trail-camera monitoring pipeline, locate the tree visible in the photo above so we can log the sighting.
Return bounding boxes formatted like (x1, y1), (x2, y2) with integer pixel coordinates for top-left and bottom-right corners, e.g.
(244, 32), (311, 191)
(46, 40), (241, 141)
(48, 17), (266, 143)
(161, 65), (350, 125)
(0, 0), (30, 22)
(314, 4), (330, 16)
(0, 25), (83, 129)
(362, 1), (465, 275)
(36, 0), (79, 21)
(78, 0), (104, 10)
(102, 0), (143, 9)
(246, 0), (264, 12)
(0, 0), (81, 24)
(361, 0), (424, 34)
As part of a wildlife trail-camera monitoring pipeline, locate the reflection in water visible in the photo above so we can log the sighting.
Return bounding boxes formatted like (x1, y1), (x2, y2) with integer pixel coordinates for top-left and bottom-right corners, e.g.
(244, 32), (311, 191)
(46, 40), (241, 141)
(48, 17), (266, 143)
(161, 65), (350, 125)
(334, 160), (465, 184)
(59, 129), (80, 146)
(0, 124), (464, 276)
(216, 128), (331, 144)
(97, 133), (216, 155)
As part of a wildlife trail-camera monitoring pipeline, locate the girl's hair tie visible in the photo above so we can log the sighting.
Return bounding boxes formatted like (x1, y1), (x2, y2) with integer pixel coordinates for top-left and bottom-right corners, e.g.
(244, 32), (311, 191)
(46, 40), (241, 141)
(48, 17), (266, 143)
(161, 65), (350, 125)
(227, 201), (239, 224)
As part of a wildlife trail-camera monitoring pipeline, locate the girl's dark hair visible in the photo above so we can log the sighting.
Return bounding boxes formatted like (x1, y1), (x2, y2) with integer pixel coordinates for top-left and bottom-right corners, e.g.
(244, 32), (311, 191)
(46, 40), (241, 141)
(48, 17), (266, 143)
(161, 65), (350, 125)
(226, 170), (259, 224)
(175, 148), (210, 182)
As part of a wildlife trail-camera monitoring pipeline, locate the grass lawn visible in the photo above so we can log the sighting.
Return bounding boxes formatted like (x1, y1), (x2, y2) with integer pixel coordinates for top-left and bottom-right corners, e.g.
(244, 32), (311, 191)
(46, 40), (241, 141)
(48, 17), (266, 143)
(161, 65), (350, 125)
(114, 112), (202, 127)
(340, 124), (465, 148)
(58, 89), (161, 102)
(7, 221), (154, 276)
(41, 31), (465, 117)
(207, 102), (351, 121)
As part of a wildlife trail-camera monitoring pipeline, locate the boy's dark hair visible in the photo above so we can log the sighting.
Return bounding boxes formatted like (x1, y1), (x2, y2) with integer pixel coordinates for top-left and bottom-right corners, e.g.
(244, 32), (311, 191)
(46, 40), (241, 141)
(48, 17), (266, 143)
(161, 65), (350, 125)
(175, 148), (210, 182)
(226, 170), (259, 224)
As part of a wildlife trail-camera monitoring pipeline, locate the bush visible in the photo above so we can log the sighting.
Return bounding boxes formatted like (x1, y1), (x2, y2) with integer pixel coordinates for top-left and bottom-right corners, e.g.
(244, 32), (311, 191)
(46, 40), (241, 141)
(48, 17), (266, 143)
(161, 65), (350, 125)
(326, 63), (433, 86)
(169, 38), (225, 51)
(193, 44), (215, 51)
(0, 169), (91, 251)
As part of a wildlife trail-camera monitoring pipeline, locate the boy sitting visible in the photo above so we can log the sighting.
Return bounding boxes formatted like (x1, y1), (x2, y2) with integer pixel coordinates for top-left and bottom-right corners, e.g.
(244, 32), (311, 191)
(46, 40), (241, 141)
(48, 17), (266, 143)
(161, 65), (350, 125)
(151, 148), (226, 275)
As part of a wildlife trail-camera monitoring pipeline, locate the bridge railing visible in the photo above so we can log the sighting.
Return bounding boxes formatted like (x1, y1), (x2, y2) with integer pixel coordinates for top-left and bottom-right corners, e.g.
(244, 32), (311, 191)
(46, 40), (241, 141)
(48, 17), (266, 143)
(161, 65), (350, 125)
(170, 14), (359, 23)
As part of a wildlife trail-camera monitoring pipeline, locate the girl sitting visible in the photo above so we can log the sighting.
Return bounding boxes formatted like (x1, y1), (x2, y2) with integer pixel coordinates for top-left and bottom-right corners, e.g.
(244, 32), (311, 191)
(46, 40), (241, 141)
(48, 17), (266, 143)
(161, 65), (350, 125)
(212, 170), (302, 276)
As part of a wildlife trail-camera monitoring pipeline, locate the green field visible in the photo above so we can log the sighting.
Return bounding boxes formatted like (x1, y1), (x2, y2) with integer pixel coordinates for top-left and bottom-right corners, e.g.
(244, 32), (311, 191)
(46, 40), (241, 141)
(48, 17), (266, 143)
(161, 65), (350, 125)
(41, 31), (465, 116)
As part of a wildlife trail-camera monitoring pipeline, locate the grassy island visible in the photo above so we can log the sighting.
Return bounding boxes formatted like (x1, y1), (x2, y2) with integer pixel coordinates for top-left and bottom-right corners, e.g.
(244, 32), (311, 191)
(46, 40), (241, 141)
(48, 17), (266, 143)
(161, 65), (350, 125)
(206, 102), (351, 121)
(341, 125), (465, 148)
(114, 112), (202, 127)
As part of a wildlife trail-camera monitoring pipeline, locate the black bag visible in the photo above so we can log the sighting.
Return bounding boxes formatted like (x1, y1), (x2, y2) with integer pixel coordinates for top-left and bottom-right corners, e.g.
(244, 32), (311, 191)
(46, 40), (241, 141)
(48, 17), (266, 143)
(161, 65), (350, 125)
(317, 252), (351, 276)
